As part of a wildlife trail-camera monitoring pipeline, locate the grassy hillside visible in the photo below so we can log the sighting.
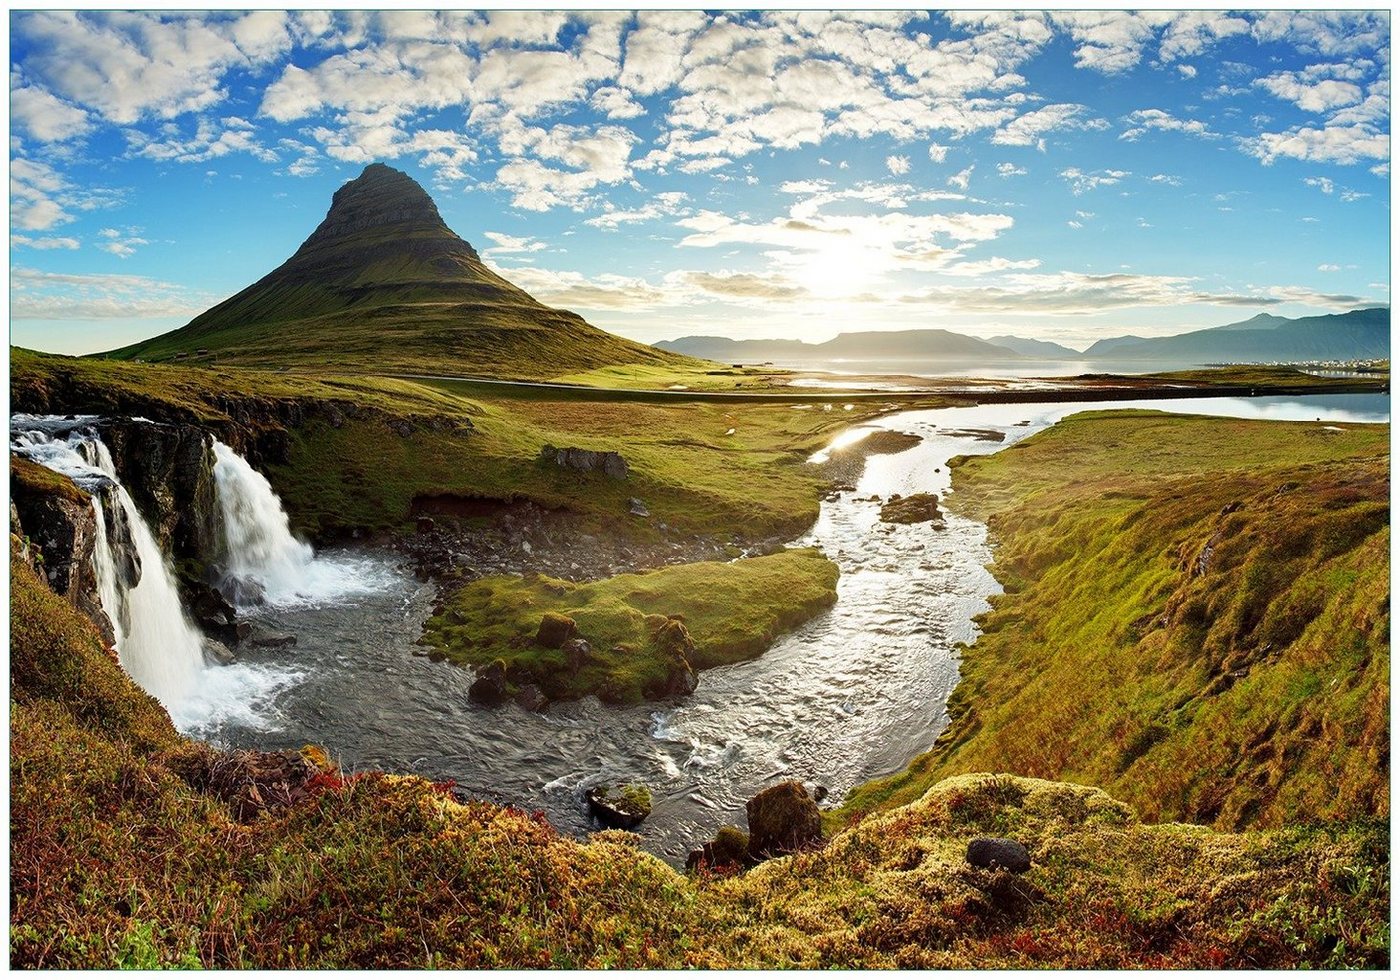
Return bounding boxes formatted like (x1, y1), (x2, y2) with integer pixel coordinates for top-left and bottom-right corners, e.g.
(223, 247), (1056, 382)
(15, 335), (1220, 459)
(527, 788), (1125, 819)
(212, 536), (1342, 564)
(11, 540), (1387, 968)
(422, 548), (839, 703)
(841, 410), (1389, 829)
(105, 164), (698, 381)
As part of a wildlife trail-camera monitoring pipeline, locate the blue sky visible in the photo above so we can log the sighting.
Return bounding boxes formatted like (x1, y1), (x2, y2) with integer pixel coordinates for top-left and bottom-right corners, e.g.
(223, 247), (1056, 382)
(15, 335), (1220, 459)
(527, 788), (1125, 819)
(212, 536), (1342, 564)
(9, 8), (1391, 355)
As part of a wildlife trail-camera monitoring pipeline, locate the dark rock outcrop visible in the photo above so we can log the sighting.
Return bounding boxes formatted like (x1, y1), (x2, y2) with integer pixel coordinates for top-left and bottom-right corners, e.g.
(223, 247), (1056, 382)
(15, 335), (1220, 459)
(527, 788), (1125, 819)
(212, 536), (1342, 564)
(966, 837), (1032, 874)
(746, 781), (824, 860)
(181, 578), (244, 646)
(536, 612), (576, 649)
(586, 784), (652, 829)
(514, 684), (548, 712)
(879, 492), (944, 526)
(98, 418), (221, 563)
(468, 659), (510, 706)
(562, 636), (591, 673)
(686, 825), (752, 873)
(539, 445), (629, 480)
(9, 460), (115, 645)
(649, 616), (699, 699)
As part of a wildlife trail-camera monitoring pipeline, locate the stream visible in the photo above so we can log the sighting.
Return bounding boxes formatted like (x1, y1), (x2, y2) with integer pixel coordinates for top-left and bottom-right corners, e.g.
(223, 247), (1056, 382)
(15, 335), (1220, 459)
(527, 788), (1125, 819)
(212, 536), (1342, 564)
(18, 394), (1389, 865)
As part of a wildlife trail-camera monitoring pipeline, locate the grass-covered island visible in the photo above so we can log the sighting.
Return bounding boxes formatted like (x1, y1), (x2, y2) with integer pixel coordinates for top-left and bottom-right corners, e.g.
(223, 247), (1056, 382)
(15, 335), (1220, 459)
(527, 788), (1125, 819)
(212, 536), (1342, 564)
(421, 548), (840, 704)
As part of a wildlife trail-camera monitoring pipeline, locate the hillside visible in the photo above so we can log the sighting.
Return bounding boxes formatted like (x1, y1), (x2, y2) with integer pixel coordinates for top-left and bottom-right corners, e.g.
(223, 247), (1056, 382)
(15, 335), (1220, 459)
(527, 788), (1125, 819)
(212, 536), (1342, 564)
(1084, 308), (1389, 362)
(657, 329), (1022, 363)
(11, 535), (1387, 968)
(104, 164), (693, 380)
(843, 410), (1389, 830)
(985, 335), (1082, 358)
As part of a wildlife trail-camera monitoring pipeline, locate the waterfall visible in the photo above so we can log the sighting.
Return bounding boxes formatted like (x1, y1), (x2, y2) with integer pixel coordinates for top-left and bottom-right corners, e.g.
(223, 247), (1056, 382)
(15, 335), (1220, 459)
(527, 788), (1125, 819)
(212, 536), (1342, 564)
(12, 419), (206, 713)
(211, 440), (388, 607)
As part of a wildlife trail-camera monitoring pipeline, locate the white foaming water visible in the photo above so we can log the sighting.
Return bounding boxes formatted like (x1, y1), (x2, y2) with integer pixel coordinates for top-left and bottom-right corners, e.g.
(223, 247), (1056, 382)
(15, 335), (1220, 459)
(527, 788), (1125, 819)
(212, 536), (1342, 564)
(12, 420), (298, 732)
(211, 440), (391, 608)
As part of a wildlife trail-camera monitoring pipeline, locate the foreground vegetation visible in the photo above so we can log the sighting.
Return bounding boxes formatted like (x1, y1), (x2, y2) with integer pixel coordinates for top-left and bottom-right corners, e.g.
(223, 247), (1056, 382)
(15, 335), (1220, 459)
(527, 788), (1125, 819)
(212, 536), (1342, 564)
(421, 549), (839, 703)
(13, 539), (1387, 968)
(842, 410), (1389, 830)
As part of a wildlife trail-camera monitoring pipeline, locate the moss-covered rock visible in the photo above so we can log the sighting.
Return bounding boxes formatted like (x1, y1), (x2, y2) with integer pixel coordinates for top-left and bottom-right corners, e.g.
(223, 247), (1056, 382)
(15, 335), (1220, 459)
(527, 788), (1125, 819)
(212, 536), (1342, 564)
(746, 780), (824, 860)
(535, 612), (576, 648)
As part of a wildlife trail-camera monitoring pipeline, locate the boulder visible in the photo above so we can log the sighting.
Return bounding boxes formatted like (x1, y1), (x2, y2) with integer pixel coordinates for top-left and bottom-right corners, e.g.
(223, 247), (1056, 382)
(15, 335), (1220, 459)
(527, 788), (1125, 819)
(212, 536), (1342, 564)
(538, 444), (629, 480)
(514, 684), (548, 712)
(746, 780), (824, 860)
(650, 616), (699, 698)
(202, 638), (237, 665)
(686, 825), (752, 873)
(562, 636), (591, 673)
(966, 837), (1032, 874)
(416, 516), (436, 533)
(535, 612), (576, 648)
(586, 784), (652, 829)
(180, 577), (242, 646)
(468, 659), (510, 706)
(879, 492), (944, 526)
(628, 497), (650, 518)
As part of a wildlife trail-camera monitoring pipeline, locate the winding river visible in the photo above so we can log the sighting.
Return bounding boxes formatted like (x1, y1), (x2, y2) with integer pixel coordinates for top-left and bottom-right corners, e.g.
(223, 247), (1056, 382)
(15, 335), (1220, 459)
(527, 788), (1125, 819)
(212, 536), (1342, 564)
(72, 394), (1396, 864)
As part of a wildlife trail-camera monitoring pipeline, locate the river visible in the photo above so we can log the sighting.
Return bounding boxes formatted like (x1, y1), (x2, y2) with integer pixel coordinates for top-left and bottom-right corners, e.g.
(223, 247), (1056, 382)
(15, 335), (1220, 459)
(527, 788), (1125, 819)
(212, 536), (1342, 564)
(141, 392), (1392, 864)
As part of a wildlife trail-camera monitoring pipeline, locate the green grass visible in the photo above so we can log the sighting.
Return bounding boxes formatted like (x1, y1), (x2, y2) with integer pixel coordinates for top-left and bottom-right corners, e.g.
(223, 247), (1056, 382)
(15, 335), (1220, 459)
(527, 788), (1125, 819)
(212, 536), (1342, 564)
(421, 548), (840, 703)
(840, 410), (1389, 830)
(11, 537), (1390, 968)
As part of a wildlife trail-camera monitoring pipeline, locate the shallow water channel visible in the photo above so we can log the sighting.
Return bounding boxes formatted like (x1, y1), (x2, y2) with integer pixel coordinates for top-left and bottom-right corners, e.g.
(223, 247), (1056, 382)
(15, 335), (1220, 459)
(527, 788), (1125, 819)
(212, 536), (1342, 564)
(197, 393), (1389, 863)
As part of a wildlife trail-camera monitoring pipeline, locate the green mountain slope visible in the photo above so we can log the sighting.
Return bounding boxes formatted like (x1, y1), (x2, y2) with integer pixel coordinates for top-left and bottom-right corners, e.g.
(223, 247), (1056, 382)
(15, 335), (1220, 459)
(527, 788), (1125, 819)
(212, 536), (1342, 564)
(105, 164), (691, 380)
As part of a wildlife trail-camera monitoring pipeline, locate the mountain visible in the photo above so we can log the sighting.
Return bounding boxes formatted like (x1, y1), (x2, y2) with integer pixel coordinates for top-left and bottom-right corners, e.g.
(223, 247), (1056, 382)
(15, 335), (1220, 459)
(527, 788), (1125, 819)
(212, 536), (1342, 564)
(657, 329), (1021, 363)
(1085, 308), (1389, 363)
(106, 164), (689, 379)
(985, 335), (1083, 358)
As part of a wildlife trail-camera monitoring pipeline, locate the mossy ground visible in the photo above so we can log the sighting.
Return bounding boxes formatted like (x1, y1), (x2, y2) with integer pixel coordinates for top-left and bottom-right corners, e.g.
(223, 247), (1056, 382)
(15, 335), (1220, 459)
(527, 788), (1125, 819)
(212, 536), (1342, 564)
(842, 410), (1389, 830)
(421, 548), (839, 703)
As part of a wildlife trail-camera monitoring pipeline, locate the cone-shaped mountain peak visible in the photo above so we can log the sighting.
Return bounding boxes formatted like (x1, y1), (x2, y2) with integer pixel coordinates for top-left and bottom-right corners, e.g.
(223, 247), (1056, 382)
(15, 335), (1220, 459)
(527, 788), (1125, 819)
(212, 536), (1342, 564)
(107, 163), (684, 379)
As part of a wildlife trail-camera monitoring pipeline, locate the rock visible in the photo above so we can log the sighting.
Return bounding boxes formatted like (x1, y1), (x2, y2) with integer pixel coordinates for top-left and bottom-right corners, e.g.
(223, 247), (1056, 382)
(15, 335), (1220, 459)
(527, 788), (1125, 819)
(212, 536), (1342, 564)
(202, 638), (236, 665)
(628, 497), (650, 517)
(746, 780), (824, 860)
(538, 444), (630, 480)
(966, 837), (1032, 874)
(535, 612), (576, 648)
(650, 616), (699, 698)
(468, 659), (510, 706)
(879, 492), (944, 526)
(180, 577), (242, 646)
(810, 783), (830, 804)
(416, 516), (436, 533)
(97, 419), (222, 562)
(250, 632), (297, 649)
(586, 784), (652, 829)
(686, 825), (752, 872)
(562, 636), (592, 673)
(514, 684), (548, 712)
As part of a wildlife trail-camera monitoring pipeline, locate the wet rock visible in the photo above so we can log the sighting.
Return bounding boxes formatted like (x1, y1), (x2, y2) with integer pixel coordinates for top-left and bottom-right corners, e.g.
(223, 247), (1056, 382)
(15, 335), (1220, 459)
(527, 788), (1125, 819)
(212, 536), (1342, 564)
(562, 636), (592, 673)
(536, 612), (576, 648)
(251, 632), (297, 649)
(181, 577), (242, 646)
(687, 825), (752, 873)
(468, 660), (510, 706)
(879, 492), (944, 526)
(98, 419), (221, 563)
(650, 616), (699, 698)
(416, 516), (436, 533)
(514, 684), (548, 712)
(966, 837), (1032, 874)
(628, 497), (650, 517)
(746, 780), (824, 860)
(587, 784), (652, 829)
(810, 783), (830, 804)
(538, 444), (629, 480)
(203, 638), (237, 665)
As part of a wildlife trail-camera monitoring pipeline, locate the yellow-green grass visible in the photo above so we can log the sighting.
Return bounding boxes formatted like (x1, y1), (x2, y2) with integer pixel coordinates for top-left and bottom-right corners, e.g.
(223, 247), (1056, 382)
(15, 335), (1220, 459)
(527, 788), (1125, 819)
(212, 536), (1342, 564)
(11, 455), (92, 506)
(549, 362), (797, 392)
(421, 548), (839, 703)
(13, 348), (915, 541)
(841, 410), (1389, 831)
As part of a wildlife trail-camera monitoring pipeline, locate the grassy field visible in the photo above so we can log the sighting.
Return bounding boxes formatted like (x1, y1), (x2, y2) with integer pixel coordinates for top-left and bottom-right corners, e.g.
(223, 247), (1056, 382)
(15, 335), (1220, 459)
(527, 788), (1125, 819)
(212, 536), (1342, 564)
(840, 410), (1389, 830)
(11, 538), (1387, 968)
(421, 548), (839, 703)
(13, 348), (924, 542)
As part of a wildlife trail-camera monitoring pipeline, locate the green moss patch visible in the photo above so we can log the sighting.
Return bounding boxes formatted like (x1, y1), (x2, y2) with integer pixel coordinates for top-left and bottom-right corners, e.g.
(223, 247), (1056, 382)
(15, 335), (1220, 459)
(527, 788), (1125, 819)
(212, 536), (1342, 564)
(421, 548), (840, 703)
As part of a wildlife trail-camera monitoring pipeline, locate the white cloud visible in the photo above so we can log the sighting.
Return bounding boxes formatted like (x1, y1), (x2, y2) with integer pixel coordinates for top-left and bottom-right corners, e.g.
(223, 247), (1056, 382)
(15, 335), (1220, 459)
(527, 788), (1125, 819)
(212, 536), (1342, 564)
(992, 103), (1106, 148)
(996, 163), (1028, 177)
(1246, 124), (1389, 165)
(1304, 176), (1335, 194)
(947, 165), (974, 191)
(1119, 108), (1214, 141)
(927, 142), (949, 163)
(482, 232), (547, 253)
(1059, 167), (1130, 195)
(10, 157), (122, 231)
(10, 74), (91, 142)
(127, 116), (279, 164)
(1257, 70), (1362, 112)
(1148, 173), (1183, 186)
(11, 234), (80, 250)
(10, 266), (215, 320)
(1317, 263), (1340, 272)
(1177, 64), (1197, 79)
(885, 154), (911, 176)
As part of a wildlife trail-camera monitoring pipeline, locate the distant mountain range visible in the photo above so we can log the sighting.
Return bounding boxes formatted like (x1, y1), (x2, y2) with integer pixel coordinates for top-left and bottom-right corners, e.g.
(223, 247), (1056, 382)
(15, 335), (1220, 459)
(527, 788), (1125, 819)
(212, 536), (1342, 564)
(106, 164), (690, 379)
(660, 308), (1389, 367)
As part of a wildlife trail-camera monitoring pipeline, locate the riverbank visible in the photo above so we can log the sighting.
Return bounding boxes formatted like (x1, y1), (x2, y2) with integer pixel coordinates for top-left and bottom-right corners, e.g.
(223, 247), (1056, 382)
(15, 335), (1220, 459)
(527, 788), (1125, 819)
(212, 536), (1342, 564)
(838, 408), (1390, 830)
